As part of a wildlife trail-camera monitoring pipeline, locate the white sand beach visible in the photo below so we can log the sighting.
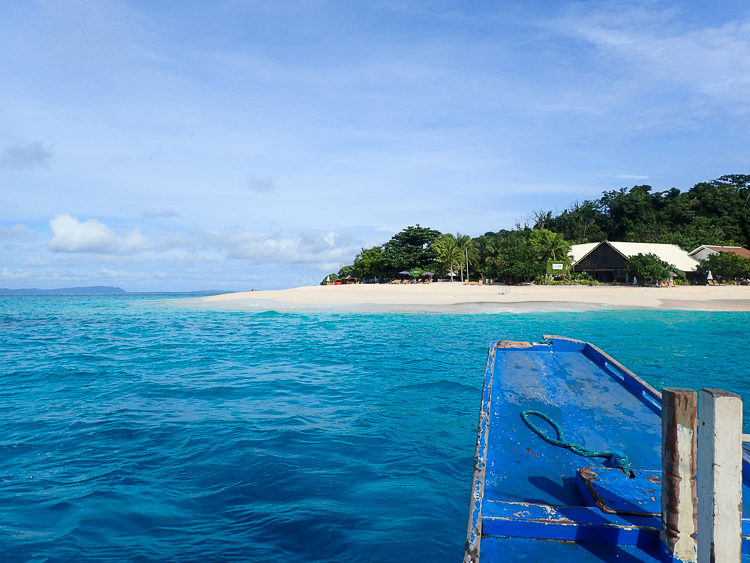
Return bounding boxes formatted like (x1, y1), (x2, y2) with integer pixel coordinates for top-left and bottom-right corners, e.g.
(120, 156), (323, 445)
(201, 283), (750, 312)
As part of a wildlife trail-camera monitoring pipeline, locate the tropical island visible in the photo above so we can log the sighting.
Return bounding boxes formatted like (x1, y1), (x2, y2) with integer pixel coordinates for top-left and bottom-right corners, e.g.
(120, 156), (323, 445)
(324, 174), (750, 286)
(202, 175), (750, 312)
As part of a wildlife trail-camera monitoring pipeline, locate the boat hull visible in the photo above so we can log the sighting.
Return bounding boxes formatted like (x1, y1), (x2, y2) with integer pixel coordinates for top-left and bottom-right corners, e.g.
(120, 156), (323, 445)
(465, 336), (750, 562)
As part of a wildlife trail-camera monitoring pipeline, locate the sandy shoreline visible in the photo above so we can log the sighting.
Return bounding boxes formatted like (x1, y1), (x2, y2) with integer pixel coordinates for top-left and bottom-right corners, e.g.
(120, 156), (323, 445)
(199, 283), (750, 312)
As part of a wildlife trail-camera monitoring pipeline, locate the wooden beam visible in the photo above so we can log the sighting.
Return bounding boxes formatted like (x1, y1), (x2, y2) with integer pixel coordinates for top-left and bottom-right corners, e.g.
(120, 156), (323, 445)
(698, 389), (743, 563)
(661, 388), (698, 563)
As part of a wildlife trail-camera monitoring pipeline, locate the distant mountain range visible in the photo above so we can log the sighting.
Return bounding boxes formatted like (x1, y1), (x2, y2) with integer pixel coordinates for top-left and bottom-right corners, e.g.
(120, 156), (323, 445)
(0, 286), (127, 295)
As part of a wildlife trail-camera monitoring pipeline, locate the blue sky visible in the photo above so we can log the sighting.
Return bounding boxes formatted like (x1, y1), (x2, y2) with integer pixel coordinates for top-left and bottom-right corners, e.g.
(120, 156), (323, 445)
(2, 1), (749, 291)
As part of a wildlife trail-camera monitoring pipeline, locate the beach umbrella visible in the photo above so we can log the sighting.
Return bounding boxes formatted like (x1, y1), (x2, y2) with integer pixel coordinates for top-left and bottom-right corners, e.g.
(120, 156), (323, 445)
(422, 271), (434, 276)
(398, 271), (410, 275)
(707, 271), (713, 280)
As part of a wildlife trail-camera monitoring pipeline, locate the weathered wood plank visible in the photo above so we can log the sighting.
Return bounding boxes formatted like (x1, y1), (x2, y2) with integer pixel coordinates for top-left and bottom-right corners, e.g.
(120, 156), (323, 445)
(481, 500), (659, 549)
(698, 389), (743, 563)
(661, 388), (698, 563)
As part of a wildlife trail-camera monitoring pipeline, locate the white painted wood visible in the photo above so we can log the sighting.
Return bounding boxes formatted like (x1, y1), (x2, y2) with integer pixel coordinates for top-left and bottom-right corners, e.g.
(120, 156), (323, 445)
(698, 389), (743, 563)
(661, 388), (698, 563)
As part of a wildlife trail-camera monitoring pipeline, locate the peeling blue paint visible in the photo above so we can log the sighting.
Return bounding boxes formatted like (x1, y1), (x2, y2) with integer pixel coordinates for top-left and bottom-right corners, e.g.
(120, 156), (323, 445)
(464, 336), (750, 562)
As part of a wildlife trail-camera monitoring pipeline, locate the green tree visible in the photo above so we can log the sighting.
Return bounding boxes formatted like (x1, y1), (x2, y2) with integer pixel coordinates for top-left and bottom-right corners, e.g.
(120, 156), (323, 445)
(547, 200), (607, 243)
(623, 254), (674, 285)
(529, 229), (572, 265)
(351, 246), (385, 281)
(696, 252), (750, 282)
(497, 232), (545, 282)
(455, 233), (476, 281)
(569, 175), (750, 250)
(337, 265), (355, 279)
(432, 234), (463, 282)
(473, 235), (502, 280)
(381, 225), (442, 274)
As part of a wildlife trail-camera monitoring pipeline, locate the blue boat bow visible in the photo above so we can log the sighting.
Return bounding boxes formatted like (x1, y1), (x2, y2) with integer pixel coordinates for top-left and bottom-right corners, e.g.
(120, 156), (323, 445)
(464, 336), (750, 562)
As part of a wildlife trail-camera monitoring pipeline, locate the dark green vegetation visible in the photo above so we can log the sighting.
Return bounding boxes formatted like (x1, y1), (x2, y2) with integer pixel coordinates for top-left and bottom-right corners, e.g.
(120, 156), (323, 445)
(547, 174), (750, 249)
(696, 251), (750, 283)
(324, 175), (750, 284)
(623, 254), (679, 286)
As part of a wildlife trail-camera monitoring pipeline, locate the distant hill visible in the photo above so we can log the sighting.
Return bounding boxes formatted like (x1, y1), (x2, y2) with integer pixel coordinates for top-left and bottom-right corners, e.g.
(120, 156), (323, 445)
(0, 286), (126, 295)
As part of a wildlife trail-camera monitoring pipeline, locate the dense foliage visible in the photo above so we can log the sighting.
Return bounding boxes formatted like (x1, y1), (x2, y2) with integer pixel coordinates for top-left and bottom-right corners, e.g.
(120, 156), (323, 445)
(623, 254), (676, 285)
(696, 252), (750, 282)
(547, 175), (750, 249)
(323, 175), (750, 284)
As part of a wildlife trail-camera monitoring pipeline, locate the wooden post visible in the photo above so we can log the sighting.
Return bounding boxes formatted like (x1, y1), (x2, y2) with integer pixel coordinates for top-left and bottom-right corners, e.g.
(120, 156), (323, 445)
(697, 389), (742, 563)
(661, 388), (698, 563)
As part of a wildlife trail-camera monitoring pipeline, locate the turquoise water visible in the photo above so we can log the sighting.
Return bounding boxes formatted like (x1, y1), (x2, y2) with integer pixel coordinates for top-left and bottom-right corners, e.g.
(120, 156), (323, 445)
(1, 294), (749, 562)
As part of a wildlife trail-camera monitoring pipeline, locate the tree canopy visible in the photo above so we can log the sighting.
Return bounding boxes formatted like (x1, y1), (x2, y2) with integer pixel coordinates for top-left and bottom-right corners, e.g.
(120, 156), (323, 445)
(623, 254), (675, 285)
(351, 246), (385, 281)
(432, 234), (463, 281)
(547, 175), (750, 249)
(381, 225), (442, 274)
(696, 251), (750, 282)
(330, 174), (750, 285)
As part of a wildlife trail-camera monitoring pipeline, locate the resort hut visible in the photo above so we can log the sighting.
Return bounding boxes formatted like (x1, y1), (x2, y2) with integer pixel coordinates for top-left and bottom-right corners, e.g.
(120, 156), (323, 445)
(569, 241), (699, 283)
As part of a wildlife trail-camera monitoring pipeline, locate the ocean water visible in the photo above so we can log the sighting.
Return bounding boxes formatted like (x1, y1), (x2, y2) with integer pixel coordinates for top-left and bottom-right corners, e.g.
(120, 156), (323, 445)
(1, 294), (749, 562)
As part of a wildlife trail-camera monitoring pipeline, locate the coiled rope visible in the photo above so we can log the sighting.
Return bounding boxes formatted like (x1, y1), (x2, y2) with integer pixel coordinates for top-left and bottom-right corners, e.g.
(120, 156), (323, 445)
(520, 410), (631, 474)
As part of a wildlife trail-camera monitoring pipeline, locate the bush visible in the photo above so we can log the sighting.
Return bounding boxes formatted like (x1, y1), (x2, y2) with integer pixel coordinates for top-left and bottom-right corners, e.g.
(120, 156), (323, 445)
(696, 251), (750, 282)
(624, 254), (675, 286)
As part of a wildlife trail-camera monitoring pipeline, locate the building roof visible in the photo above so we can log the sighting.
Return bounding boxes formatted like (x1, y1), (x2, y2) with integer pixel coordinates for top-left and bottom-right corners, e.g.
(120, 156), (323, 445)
(688, 245), (750, 260)
(569, 242), (599, 265)
(570, 241), (700, 272)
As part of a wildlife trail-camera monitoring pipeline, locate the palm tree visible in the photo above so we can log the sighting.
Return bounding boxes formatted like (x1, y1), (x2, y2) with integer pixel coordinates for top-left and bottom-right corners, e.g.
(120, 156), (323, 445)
(545, 232), (573, 268)
(455, 233), (477, 281)
(532, 230), (572, 268)
(474, 236), (500, 280)
(433, 234), (463, 282)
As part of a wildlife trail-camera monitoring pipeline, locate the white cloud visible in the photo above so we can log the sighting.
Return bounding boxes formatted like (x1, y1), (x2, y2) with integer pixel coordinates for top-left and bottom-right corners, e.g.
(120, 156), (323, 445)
(120, 227), (153, 253)
(553, 7), (750, 108)
(49, 213), (117, 252)
(97, 268), (169, 280)
(44, 215), (357, 275)
(202, 228), (360, 268)
(48, 213), (192, 255)
(0, 268), (31, 281)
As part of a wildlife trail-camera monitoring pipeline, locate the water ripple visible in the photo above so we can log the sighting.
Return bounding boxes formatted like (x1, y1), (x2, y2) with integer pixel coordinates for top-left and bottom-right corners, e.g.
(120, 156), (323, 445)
(1, 295), (749, 561)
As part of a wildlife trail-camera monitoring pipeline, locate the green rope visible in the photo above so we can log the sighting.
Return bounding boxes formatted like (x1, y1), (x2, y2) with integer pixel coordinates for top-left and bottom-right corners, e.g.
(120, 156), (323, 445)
(520, 410), (631, 474)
